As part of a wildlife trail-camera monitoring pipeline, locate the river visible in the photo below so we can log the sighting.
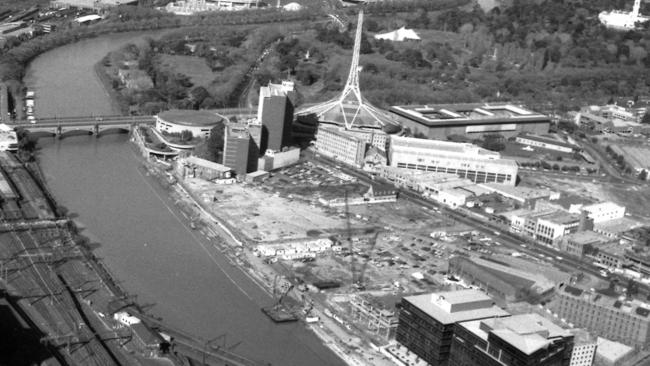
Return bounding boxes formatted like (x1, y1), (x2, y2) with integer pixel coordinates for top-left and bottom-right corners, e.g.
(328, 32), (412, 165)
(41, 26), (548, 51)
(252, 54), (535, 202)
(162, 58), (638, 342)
(25, 33), (344, 366)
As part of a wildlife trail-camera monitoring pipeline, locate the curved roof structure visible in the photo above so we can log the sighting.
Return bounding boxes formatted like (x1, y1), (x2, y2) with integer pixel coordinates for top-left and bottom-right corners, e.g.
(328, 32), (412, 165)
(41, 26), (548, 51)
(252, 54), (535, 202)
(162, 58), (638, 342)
(157, 110), (226, 127)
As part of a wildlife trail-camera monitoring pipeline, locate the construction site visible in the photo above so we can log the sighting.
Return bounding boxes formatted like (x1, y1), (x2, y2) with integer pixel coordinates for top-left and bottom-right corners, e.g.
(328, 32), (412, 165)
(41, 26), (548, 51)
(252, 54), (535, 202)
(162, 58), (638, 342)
(172, 155), (587, 363)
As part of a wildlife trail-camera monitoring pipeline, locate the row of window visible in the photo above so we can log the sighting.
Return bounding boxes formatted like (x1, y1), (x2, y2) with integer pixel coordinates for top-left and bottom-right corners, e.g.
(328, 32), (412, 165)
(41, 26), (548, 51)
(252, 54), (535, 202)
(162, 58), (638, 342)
(395, 162), (512, 184)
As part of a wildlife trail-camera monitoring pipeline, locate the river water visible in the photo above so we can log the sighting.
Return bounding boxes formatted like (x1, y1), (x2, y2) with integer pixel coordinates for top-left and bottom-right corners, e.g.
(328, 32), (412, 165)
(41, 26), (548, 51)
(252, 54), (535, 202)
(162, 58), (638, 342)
(25, 33), (344, 366)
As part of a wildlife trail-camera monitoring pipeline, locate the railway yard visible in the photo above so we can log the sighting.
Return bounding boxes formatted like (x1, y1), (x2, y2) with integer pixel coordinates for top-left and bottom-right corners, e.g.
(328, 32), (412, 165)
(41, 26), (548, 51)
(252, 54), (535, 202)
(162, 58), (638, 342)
(0, 151), (175, 366)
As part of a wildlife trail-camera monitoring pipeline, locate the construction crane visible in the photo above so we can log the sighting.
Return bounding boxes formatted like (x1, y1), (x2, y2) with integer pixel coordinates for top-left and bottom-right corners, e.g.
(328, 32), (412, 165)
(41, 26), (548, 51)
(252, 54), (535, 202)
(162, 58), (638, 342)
(356, 231), (379, 290)
(344, 190), (357, 287)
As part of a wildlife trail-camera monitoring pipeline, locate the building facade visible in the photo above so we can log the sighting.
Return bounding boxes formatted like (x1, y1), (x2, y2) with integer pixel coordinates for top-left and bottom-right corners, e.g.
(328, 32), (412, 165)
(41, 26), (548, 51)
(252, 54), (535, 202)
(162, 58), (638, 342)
(582, 202), (626, 224)
(223, 122), (258, 177)
(395, 290), (509, 366)
(553, 284), (650, 349)
(389, 136), (518, 186)
(314, 126), (366, 167)
(258, 81), (295, 153)
(390, 103), (550, 140)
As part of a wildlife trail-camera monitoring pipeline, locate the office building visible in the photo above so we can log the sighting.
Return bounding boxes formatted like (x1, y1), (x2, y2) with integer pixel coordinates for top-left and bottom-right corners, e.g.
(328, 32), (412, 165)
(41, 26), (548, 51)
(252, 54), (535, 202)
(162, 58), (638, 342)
(390, 103), (550, 140)
(223, 122), (258, 178)
(314, 126), (366, 167)
(449, 313), (574, 366)
(581, 202), (626, 224)
(553, 284), (650, 349)
(389, 136), (518, 186)
(560, 231), (613, 257)
(258, 81), (295, 153)
(395, 289), (509, 366)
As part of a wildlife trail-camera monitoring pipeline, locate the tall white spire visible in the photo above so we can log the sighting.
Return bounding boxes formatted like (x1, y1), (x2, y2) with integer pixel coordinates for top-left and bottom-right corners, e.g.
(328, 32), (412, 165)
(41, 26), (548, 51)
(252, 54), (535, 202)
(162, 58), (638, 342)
(633, 0), (641, 18)
(296, 10), (397, 130)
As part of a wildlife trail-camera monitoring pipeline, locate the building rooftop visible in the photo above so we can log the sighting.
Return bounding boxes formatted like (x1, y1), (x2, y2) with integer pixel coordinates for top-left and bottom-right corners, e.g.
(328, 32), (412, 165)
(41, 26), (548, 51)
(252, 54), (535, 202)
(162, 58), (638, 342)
(226, 122), (251, 139)
(516, 133), (576, 150)
(391, 135), (500, 157)
(158, 110), (226, 127)
(390, 136), (518, 168)
(461, 313), (571, 356)
(537, 210), (580, 225)
(481, 183), (557, 203)
(260, 81), (295, 98)
(553, 195), (597, 211)
(404, 289), (509, 325)
(595, 217), (643, 235)
(389, 103), (549, 127)
(319, 126), (366, 142)
(184, 156), (231, 172)
(596, 337), (634, 363)
(560, 284), (650, 320)
(564, 231), (612, 245)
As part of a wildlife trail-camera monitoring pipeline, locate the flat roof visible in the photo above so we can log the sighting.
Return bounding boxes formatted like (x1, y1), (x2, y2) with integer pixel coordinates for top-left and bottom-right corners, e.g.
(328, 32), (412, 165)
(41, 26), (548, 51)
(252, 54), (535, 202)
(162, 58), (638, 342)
(390, 136), (518, 169)
(404, 290), (509, 324)
(481, 183), (555, 201)
(461, 313), (571, 356)
(536, 210), (580, 225)
(391, 136), (500, 157)
(487, 314), (570, 355)
(184, 156), (231, 172)
(390, 103), (550, 127)
(516, 133), (575, 149)
(560, 284), (650, 320)
(565, 231), (611, 245)
(157, 110), (225, 127)
(596, 337), (634, 362)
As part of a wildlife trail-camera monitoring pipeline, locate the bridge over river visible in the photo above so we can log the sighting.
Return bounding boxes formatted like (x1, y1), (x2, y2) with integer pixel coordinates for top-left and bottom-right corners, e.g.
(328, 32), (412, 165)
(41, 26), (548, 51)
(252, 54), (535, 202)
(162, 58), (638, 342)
(12, 115), (155, 138)
(13, 108), (256, 138)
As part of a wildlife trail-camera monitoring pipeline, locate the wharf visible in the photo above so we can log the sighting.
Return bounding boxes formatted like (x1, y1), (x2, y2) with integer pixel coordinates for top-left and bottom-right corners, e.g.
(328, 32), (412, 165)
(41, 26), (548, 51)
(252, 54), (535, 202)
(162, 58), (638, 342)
(261, 304), (299, 323)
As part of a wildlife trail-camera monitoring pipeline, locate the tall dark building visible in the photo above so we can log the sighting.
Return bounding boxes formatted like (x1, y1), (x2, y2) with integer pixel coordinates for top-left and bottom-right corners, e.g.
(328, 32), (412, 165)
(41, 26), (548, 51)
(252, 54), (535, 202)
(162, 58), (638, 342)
(449, 314), (574, 366)
(395, 290), (509, 366)
(223, 122), (258, 178)
(258, 81), (295, 153)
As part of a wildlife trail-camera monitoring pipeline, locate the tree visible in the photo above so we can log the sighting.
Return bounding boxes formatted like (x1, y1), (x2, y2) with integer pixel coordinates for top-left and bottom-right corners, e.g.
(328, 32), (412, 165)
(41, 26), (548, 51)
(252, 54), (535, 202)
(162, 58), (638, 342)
(642, 113), (650, 124)
(203, 122), (226, 162)
(482, 133), (505, 151)
(180, 130), (193, 142)
(638, 169), (648, 181)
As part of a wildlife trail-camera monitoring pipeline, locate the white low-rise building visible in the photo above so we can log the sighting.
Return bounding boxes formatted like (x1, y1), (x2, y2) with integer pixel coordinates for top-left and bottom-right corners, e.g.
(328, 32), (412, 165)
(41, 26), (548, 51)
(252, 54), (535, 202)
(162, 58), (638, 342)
(255, 238), (333, 260)
(113, 312), (141, 326)
(581, 202), (625, 224)
(389, 136), (518, 186)
(314, 126), (366, 167)
(0, 124), (18, 151)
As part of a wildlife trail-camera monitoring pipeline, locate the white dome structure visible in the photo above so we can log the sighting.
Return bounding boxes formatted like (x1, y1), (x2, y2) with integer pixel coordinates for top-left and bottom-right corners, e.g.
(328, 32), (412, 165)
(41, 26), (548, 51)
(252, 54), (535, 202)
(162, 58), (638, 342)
(282, 2), (302, 11)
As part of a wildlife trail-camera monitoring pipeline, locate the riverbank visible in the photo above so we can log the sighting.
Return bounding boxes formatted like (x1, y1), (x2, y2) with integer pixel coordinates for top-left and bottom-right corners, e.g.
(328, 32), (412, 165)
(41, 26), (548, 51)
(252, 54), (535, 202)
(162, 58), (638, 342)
(135, 156), (396, 366)
(93, 59), (129, 115)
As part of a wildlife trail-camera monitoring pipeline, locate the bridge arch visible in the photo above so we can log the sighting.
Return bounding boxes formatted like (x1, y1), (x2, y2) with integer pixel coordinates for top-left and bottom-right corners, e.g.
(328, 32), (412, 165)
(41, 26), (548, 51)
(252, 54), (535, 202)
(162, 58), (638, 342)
(95, 126), (131, 138)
